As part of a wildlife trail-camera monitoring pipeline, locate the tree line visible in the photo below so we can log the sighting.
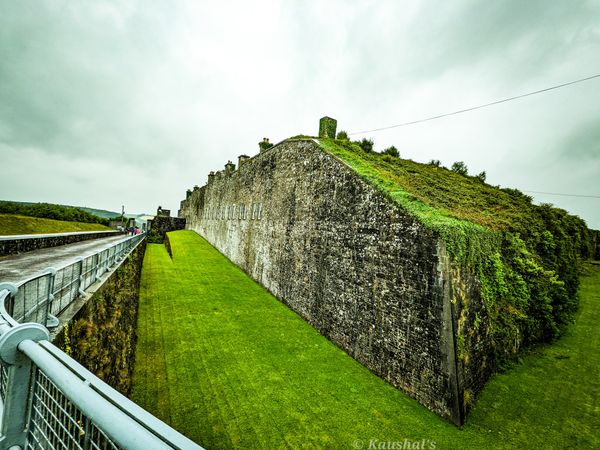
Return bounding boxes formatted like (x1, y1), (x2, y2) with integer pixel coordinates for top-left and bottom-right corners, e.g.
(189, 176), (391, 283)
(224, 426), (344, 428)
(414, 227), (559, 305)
(0, 201), (111, 226)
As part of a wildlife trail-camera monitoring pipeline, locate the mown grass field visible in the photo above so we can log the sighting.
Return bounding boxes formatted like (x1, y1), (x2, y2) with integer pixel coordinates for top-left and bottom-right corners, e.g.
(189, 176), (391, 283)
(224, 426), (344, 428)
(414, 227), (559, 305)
(132, 231), (599, 449)
(0, 213), (112, 235)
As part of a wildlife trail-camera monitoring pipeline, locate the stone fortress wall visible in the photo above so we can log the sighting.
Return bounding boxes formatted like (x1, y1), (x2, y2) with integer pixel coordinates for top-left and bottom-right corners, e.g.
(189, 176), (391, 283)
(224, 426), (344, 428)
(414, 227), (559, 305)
(179, 119), (492, 425)
(148, 206), (186, 242)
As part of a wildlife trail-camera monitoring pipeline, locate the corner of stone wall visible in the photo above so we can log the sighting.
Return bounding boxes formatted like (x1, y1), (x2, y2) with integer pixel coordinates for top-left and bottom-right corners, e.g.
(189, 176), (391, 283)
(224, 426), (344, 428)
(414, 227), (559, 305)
(436, 239), (465, 426)
(437, 237), (497, 425)
(52, 240), (147, 396)
(148, 216), (186, 243)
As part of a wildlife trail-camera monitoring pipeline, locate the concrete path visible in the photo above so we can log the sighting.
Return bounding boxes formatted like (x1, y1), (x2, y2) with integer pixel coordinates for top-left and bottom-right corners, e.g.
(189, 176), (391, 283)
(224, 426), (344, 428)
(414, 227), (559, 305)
(0, 234), (132, 284)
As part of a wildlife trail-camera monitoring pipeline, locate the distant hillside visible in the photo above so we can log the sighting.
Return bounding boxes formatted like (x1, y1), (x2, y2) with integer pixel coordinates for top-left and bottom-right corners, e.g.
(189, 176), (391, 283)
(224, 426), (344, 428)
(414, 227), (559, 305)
(0, 201), (154, 220)
(0, 213), (112, 235)
(0, 200), (110, 225)
(68, 207), (149, 221)
(77, 206), (121, 219)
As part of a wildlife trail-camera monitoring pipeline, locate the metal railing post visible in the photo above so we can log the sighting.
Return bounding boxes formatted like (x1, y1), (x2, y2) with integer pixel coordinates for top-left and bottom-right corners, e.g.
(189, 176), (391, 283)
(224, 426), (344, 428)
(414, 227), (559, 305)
(43, 268), (59, 328)
(92, 253), (100, 283)
(104, 249), (111, 273)
(0, 322), (49, 450)
(0, 284), (17, 322)
(109, 246), (116, 267)
(75, 257), (85, 296)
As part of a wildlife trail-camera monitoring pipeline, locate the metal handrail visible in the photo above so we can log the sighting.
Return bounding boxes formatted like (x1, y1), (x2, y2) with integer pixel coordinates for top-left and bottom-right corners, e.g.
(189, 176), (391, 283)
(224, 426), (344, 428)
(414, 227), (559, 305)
(0, 233), (204, 450)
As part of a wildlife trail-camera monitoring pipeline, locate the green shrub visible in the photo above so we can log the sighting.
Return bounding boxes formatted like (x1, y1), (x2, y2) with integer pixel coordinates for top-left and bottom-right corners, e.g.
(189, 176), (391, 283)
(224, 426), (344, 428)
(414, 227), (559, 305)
(258, 138), (273, 151)
(147, 230), (163, 243)
(382, 146), (400, 158)
(451, 161), (468, 175)
(357, 138), (374, 153)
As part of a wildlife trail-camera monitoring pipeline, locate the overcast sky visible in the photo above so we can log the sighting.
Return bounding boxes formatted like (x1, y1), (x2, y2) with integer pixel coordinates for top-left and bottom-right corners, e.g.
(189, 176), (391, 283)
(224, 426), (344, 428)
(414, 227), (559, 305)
(1, 0), (599, 228)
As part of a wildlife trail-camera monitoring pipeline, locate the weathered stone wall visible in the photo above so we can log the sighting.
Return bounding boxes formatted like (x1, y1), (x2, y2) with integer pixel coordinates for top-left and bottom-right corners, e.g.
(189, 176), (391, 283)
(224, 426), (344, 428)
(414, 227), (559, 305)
(180, 139), (483, 424)
(446, 260), (494, 416)
(148, 216), (186, 242)
(0, 230), (121, 257)
(53, 240), (146, 396)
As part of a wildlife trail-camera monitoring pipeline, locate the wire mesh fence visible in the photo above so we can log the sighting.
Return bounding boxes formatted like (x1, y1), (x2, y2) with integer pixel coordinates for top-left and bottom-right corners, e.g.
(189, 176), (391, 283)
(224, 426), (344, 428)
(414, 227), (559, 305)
(52, 262), (82, 316)
(10, 273), (52, 323)
(27, 366), (122, 450)
(0, 362), (7, 401)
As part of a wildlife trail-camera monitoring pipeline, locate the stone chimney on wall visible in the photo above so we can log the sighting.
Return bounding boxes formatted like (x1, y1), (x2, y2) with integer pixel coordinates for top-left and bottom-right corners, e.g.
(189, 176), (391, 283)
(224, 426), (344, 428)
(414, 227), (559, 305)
(225, 161), (236, 175)
(319, 116), (337, 138)
(238, 154), (250, 168)
(157, 206), (171, 217)
(186, 189), (192, 199)
(259, 138), (273, 152)
(208, 171), (215, 183)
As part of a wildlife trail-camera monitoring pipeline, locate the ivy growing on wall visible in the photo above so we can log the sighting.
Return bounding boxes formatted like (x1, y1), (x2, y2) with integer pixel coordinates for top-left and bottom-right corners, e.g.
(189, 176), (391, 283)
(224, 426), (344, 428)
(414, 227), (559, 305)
(318, 137), (595, 368)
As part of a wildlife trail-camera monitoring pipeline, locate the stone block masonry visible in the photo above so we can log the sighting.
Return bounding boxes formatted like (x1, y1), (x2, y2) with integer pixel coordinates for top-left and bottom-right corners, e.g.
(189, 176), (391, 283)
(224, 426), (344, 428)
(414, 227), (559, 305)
(0, 230), (121, 257)
(319, 116), (337, 138)
(148, 207), (186, 242)
(179, 138), (484, 425)
(53, 240), (147, 396)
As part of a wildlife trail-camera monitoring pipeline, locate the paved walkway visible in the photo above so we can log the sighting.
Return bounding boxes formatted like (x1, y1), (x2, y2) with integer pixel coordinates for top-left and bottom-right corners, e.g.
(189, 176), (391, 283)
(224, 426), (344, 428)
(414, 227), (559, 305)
(0, 230), (118, 241)
(0, 234), (132, 284)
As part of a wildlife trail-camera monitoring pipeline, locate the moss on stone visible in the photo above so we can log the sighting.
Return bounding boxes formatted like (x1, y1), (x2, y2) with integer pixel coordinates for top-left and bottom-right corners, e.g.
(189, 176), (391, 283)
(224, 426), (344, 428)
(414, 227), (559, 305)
(317, 137), (594, 367)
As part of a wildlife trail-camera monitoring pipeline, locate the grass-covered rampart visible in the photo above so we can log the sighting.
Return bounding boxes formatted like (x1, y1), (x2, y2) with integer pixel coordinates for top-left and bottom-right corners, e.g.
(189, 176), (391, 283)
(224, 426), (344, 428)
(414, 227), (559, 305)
(318, 138), (595, 366)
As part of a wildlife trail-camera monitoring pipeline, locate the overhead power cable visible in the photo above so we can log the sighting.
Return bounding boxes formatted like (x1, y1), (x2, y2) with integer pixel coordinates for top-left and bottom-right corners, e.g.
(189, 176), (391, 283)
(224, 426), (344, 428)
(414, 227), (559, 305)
(523, 190), (600, 199)
(348, 73), (600, 135)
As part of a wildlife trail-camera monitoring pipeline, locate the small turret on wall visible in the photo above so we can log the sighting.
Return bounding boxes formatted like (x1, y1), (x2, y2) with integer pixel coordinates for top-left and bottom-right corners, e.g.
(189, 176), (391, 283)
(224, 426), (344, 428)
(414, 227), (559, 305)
(238, 154), (250, 168)
(259, 138), (273, 152)
(319, 116), (337, 138)
(225, 161), (236, 175)
(148, 205), (186, 243)
(156, 206), (171, 217)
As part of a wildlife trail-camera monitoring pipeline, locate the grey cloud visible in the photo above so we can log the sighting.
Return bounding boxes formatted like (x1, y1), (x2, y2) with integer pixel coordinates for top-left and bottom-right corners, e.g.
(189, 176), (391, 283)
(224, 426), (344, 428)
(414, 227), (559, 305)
(0, 1), (183, 165)
(556, 120), (600, 162)
(408, 0), (600, 79)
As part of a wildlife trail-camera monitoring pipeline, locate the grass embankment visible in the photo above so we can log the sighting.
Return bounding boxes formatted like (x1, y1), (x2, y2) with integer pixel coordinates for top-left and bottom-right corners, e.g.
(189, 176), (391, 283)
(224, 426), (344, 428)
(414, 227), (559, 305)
(319, 138), (592, 365)
(0, 213), (112, 235)
(318, 138), (531, 231)
(132, 231), (599, 449)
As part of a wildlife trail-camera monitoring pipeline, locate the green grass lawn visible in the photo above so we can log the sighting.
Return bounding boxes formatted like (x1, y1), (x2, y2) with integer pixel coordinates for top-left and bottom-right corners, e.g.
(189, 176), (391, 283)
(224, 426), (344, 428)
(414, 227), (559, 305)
(132, 231), (600, 449)
(0, 213), (112, 235)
